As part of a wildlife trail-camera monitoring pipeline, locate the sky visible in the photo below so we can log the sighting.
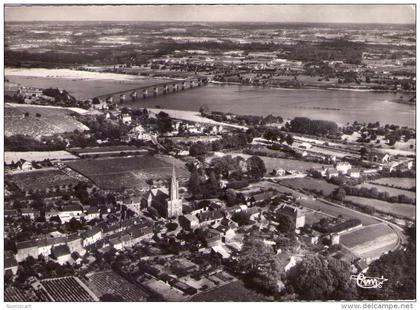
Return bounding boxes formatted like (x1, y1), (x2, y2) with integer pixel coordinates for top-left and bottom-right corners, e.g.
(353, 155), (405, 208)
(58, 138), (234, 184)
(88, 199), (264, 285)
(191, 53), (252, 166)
(5, 4), (415, 24)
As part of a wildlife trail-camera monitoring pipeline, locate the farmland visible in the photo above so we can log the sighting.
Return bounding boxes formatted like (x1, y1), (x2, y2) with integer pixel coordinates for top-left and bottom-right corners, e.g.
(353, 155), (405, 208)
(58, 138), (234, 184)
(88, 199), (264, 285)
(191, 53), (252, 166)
(278, 177), (338, 195)
(371, 177), (416, 190)
(5, 68), (171, 100)
(7, 168), (80, 192)
(356, 183), (415, 200)
(5, 103), (88, 138)
(344, 196), (415, 220)
(5, 151), (77, 164)
(340, 223), (398, 259)
(251, 181), (307, 199)
(40, 277), (99, 302)
(86, 270), (148, 302)
(299, 199), (379, 226)
(65, 155), (189, 190)
(224, 152), (331, 172)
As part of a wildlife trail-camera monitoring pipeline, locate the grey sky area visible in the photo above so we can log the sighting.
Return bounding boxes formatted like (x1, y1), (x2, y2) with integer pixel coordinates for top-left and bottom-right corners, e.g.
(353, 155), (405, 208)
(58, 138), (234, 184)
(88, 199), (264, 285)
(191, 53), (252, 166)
(5, 4), (415, 24)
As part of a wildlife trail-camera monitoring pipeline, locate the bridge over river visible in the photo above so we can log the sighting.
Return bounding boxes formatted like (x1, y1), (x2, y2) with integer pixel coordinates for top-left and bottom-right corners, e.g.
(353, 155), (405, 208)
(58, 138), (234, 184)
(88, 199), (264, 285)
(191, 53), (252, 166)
(96, 77), (210, 104)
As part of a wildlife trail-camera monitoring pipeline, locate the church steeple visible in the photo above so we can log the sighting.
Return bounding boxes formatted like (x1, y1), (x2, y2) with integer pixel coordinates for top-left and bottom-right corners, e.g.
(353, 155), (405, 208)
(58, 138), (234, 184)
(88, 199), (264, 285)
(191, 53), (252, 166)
(167, 162), (182, 219)
(170, 163), (178, 201)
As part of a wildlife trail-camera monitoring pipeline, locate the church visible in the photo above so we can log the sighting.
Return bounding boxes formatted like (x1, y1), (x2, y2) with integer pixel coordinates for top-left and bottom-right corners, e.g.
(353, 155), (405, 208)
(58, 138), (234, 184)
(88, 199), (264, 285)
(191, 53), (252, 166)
(143, 165), (183, 219)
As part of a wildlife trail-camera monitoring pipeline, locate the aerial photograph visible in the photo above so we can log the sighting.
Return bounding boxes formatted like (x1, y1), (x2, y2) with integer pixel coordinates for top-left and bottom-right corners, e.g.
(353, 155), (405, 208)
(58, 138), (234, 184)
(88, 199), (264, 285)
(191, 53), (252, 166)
(3, 3), (416, 303)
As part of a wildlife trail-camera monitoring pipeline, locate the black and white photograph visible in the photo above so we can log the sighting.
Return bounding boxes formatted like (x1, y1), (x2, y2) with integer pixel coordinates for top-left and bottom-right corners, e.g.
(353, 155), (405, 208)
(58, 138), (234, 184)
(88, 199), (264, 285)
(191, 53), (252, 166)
(2, 2), (416, 304)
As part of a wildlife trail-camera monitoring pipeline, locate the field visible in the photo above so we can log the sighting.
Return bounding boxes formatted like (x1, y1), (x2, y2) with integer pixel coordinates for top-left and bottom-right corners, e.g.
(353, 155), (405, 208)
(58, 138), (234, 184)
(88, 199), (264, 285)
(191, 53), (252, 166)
(5, 68), (171, 100)
(224, 152), (331, 172)
(5, 151), (77, 164)
(251, 181), (307, 199)
(372, 178), (416, 190)
(299, 199), (379, 226)
(278, 177), (338, 195)
(5, 103), (88, 138)
(7, 168), (80, 192)
(356, 183), (415, 200)
(86, 270), (148, 302)
(65, 155), (189, 190)
(40, 277), (98, 302)
(340, 223), (398, 259)
(190, 280), (270, 302)
(344, 196), (415, 219)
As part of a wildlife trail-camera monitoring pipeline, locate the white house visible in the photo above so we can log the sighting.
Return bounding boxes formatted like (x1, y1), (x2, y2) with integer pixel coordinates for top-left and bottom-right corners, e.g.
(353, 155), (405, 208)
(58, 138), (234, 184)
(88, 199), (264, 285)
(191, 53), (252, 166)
(348, 169), (361, 178)
(335, 162), (352, 174)
(82, 227), (102, 247)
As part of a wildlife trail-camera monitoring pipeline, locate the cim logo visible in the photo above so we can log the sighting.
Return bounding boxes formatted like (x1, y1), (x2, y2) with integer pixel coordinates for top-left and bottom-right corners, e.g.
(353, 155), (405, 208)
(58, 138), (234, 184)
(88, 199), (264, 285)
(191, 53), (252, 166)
(350, 273), (388, 289)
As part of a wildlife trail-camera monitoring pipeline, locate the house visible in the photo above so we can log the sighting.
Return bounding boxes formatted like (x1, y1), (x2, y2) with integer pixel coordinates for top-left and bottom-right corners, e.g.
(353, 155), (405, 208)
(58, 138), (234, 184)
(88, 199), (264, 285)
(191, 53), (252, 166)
(215, 224), (236, 242)
(129, 125), (148, 141)
(109, 234), (131, 250)
(335, 162), (352, 174)
(16, 240), (38, 262)
(4, 209), (19, 219)
(348, 169), (361, 178)
(211, 244), (232, 259)
(196, 209), (224, 227)
(58, 204), (83, 223)
(118, 195), (142, 214)
(326, 168), (339, 179)
(121, 113), (132, 124)
(51, 245), (71, 265)
(249, 191), (276, 205)
(81, 227), (102, 247)
(84, 207), (100, 222)
(301, 233), (319, 245)
(16, 159), (33, 171)
(367, 152), (391, 163)
(36, 237), (66, 257)
(275, 169), (286, 176)
(66, 233), (85, 255)
(20, 208), (39, 219)
(179, 214), (200, 231)
(4, 254), (18, 275)
(203, 229), (222, 247)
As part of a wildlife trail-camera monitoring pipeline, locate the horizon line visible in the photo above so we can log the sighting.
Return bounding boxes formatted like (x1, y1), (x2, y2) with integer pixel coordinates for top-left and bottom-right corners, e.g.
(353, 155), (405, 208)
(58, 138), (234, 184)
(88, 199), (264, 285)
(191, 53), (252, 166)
(5, 20), (415, 25)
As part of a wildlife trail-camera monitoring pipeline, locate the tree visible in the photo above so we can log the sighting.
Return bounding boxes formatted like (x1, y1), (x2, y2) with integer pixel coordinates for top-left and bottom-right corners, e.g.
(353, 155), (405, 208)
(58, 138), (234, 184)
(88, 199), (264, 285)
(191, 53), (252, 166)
(156, 111), (173, 134)
(189, 142), (209, 157)
(199, 105), (210, 115)
(332, 187), (346, 201)
(360, 147), (368, 158)
(166, 222), (178, 231)
(231, 211), (252, 226)
(277, 214), (294, 234)
(237, 236), (285, 295)
(286, 134), (294, 146)
(92, 97), (100, 105)
(188, 167), (201, 197)
(246, 156), (266, 179)
(288, 254), (358, 300)
(225, 188), (238, 206)
(206, 170), (221, 196)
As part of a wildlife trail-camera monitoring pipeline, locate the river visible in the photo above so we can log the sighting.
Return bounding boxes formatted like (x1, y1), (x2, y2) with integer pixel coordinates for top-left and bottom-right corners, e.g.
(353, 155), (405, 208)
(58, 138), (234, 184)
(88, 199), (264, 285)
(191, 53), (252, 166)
(127, 84), (415, 128)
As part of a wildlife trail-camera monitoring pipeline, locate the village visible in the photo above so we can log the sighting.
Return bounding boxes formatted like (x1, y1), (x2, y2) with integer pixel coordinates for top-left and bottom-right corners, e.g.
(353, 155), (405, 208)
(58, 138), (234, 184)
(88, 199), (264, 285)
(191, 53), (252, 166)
(4, 81), (416, 301)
